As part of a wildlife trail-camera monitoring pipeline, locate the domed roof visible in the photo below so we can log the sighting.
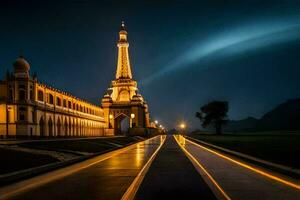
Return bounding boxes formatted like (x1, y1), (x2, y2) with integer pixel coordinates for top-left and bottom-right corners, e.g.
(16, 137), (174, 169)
(13, 56), (30, 73)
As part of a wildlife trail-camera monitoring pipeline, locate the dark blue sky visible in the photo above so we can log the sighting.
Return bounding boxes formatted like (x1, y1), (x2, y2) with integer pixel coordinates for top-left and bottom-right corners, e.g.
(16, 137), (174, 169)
(1, 0), (300, 129)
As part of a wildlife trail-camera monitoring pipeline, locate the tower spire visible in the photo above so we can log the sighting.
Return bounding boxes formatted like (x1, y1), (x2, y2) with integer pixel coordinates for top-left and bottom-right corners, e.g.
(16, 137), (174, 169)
(115, 21), (132, 79)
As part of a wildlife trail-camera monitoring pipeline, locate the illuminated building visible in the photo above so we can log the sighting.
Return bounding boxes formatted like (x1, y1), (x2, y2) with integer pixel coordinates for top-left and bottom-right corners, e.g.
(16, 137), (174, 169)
(102, 22), (151, 135)
(0, 22), (153, 137)
(0, 56), (106, 137)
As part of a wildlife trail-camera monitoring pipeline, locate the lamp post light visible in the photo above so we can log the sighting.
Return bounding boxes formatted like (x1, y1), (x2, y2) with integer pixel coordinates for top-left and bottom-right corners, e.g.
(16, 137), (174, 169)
(130, 113), (135, 128)
(109, 114), (113, 128)
(179, 122), (186, 135)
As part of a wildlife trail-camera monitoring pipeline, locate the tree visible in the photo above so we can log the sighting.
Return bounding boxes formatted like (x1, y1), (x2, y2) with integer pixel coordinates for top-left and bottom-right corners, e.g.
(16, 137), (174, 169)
(196, 101), (228, 134)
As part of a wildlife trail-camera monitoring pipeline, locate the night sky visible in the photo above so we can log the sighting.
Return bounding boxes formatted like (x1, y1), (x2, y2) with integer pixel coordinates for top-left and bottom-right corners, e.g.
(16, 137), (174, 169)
(1, 0), (300, 129)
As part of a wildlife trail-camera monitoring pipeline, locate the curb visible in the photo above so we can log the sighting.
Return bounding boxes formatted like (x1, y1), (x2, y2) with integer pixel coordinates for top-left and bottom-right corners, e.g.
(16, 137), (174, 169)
(186, 136), (300, 179)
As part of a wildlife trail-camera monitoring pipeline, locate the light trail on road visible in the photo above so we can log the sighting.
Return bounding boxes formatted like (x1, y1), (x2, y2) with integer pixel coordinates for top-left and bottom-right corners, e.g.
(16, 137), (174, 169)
(175, 135), (300, 200)
(174, 135), (231, 200)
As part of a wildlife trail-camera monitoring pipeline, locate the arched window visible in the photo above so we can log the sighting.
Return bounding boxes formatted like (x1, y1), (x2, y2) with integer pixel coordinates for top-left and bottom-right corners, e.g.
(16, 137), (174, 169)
(38, 90), (44, 101)
(56, 97), (61, 106)
(63, 99), (67, 107)
(49, 94), (54, 104)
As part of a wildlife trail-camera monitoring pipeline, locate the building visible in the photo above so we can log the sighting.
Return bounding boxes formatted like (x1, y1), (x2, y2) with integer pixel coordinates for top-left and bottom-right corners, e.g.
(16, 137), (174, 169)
(0, 56), (106, 138)
(0, 22), (153, 138)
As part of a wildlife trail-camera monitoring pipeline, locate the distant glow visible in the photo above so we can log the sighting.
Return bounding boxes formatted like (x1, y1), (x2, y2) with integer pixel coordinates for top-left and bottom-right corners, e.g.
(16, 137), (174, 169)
(142, 18), (300, 85)
(155, 120), (158, 124)
(109, 114), (113, 119)
(180, 123), (186, 129)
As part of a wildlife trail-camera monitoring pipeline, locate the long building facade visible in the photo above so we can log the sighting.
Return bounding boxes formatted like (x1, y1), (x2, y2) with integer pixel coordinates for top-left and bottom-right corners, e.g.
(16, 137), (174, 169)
(0, 22), (154, 138)
(0, 56), (106, 138)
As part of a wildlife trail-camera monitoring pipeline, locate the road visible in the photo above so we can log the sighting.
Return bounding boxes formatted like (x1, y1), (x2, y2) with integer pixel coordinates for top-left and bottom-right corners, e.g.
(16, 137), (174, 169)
(177, 135), (300, 200)
(0, 136), (164, 200)
(0, 135), (299, 200)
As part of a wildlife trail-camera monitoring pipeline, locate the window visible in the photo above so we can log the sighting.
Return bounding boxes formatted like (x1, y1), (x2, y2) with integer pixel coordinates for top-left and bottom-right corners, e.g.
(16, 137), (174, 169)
(38, 90), (44, 101)
(73, 103), (76, 110)
(63, 99), (67, 107)
(19, 107), (26, 121)
(19, 90), (26, 100)
(49, 94), (54, 104)
(68, 101), (72, 109)
(56, 97), (61, 106)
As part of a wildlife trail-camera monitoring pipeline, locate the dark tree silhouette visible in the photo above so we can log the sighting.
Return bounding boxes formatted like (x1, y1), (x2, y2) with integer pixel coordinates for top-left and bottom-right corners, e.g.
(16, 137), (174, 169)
(196, 101), (228, 134)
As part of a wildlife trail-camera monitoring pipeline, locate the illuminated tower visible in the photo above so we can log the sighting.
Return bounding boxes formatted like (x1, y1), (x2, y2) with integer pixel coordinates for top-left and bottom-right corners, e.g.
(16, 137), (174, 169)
(102, 22), (150, 135)
(109, 22), (138, 102)
(116, 21), (132, 79)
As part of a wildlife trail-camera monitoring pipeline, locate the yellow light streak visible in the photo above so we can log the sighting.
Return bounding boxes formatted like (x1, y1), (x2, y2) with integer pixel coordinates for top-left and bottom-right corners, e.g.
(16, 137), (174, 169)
(174, 135), (231, 200)
(186, 137), (300, 190)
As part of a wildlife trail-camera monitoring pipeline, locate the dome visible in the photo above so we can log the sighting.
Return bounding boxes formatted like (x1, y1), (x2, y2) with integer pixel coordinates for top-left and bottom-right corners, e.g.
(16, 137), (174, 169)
(13, 56), (30, 73)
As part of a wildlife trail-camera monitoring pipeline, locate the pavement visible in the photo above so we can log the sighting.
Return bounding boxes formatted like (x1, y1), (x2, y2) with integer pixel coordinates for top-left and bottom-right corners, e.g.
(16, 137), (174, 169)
(182, 136), (300, 200)
(0, 136), (163, 200)
(134, 135), (216, 200)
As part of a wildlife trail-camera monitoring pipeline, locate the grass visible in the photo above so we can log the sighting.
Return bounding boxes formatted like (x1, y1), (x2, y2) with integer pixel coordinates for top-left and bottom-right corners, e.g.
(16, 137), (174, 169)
(189, 133), (300, 169)
(0, 148), (59, 175)
(19, 136), (142, 153)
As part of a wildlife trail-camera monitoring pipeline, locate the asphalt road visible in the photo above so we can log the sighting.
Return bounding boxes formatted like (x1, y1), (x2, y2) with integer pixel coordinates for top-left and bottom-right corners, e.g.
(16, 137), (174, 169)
(181, 136), (300, 200)
(0, 136), (163, 200)
(134, 135), (216, 200)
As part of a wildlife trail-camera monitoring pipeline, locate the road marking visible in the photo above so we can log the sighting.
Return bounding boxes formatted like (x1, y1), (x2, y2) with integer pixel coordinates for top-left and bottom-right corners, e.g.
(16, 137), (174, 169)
(121, 135), (166, 200)
(0, 136), (161, 200)
(185, 136), (300, 190)
(174, 135), (231, 200)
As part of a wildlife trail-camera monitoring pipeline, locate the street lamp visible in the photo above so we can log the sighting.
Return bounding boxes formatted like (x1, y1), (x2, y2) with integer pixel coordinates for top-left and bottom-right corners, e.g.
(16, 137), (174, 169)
(179, 122), (186, 135)
(130, 113), (135, 128)
(180, 123), (186, 129)
(155, 120), (158, 124)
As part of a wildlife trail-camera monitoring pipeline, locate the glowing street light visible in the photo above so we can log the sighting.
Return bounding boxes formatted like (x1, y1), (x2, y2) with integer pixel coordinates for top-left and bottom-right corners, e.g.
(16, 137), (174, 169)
(130, 113), (135, 119)
(155, 120), (158, 124)
(109, 114), (113, 129)
(130, 113), (135, 128)
(180, 123), (186, 129)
